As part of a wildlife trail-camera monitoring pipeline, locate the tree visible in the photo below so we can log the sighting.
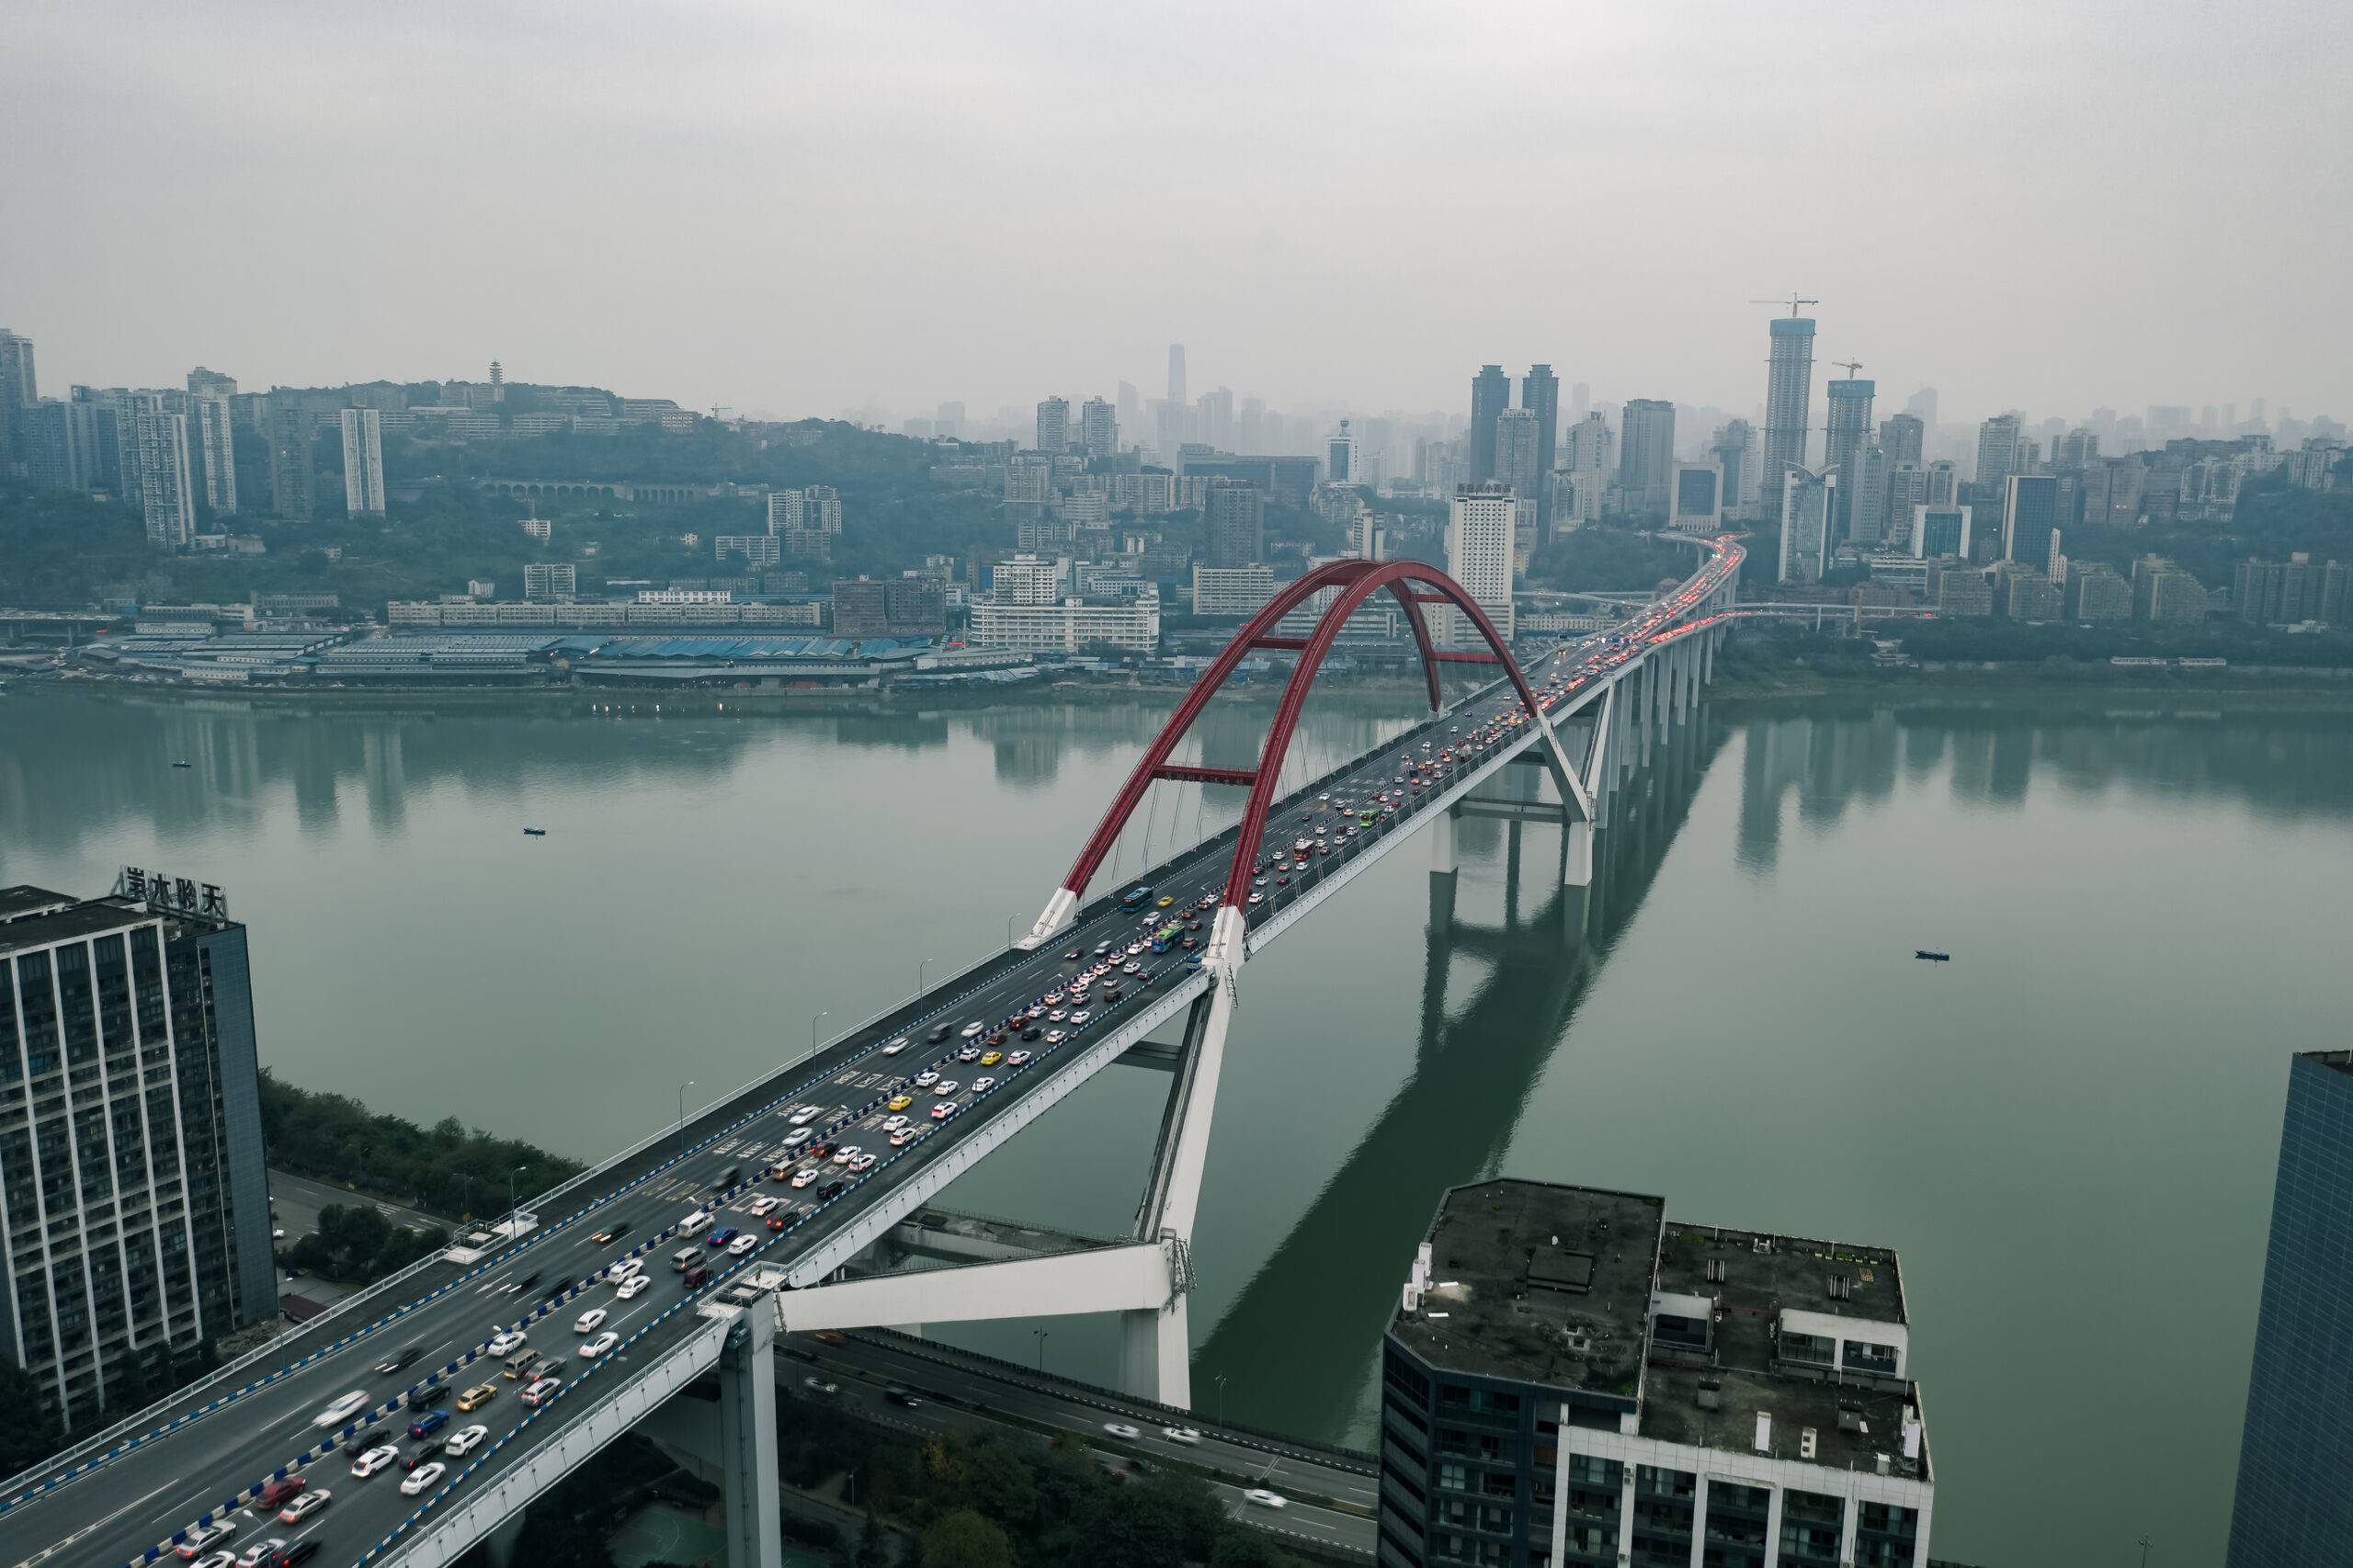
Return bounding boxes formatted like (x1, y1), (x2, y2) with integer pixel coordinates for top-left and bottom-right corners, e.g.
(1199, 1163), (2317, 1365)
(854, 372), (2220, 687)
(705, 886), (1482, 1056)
(1210, 1531), (1305, 1568)
(857, 1506), (892, 1568)
(921, 1509), (1012, 1568)
(104, 1344), (148, 1421)
(0, 1358), (63, 1475)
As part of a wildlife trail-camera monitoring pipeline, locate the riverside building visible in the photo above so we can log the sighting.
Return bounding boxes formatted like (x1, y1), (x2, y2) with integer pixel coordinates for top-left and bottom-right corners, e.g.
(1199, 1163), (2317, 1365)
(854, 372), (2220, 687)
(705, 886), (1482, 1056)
(0, 880), (275, 1428)
(1379, 1179), (1933, 1568)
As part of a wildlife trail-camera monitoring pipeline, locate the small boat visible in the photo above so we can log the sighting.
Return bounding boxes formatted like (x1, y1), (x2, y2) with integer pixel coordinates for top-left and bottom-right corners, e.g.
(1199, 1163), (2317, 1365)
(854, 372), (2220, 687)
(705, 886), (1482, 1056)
(523, 827), (547, 836)
(1915, 949), (1950, 962)
(170, 760), (190, 768)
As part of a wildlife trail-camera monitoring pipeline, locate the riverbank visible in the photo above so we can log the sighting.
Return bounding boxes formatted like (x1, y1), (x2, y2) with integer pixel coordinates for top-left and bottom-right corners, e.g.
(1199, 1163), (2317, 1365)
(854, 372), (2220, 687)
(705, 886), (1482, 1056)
(1705, 656), (2353, 711)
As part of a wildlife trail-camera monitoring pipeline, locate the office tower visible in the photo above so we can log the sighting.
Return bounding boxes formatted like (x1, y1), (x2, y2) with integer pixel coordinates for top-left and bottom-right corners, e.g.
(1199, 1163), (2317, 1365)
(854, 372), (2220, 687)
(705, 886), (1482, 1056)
(1666, 463), (1722, 530)
(1561, 413), (1612, 525)
(1569, 381), (1590, 423)
(2052, 427), (2099, 467)
(129, 398), (198, 549)
(522, 562), (576, 599)
(1196, 386), (1233, 449)
(1880, 412), (1924, 468)
(0, 329), (35, 470)
(1763, 313), (1817, 492)
(1520, 366), (1560, 535)
(2000, 474), (2060, 567)
(1379, 1179), (1933, 1568)
(935, 402), (966, 439)
(1617, 399), (1677, 516)
(23, 399), (101, 493)
(1493, 409), (1541, 512)
(1202, 479), (1265, 569)
(1778, 466), (1835, 584)
(2081, 458), (2145, 528)
(1034, 396), (1069, 454)
(340, 408), (386, 515)
(1445, 484), (1515, 643)
(1080, 397), (1117, 461)
(2229, 1051), (2353, 1563)
(1925, 459), (1960, 508)
(1711, 419), (1758, 518)
(1238, 397), (1265, 454)
(1912, 505), (1972, 560)
(1824, 379), (1874, 535)
(1115, 383), (1138, 427)
(0, 880), (278, 1428)
(1469, 365), (1510, 482)
(1975, 415), (2025, 491)
(194, 397), (236, 516)
(1848, 446), (1891, 546)
(1904, 387), (1938, 442)
(1883, 464), (1929, 549)
(267, 396), (314, 521)
(1328, 419), (1360, 485)
(1166, 345), (1186, 408)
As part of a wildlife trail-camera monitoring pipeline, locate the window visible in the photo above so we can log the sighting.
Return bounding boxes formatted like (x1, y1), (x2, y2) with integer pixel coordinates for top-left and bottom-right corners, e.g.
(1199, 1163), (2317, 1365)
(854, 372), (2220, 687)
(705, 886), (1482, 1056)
(1637, 1466), (1696, 1499)
(1843, 1339), (1900, 1376)
(1861, 1503), (1918, 1537)
(1481, 1471), (1518, 1499)
(1478, 1504), (1513, 1533)
(1654, 1312), (1709, 1348)
(1438, 1463), (1469, 1493)
(1386, 1352), (1431, 1406)
(1475, 1390), (1521, 1415)
(1440, 1382), (1472, 1407)
(1568, 1453), (1619, 1488)
(1780, 1330), (1836, 1366)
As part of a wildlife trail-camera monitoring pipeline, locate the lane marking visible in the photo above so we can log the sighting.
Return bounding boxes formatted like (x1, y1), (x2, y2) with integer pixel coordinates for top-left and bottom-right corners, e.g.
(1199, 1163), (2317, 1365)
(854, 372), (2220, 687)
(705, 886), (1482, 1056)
(10, 1473), (179, 1568)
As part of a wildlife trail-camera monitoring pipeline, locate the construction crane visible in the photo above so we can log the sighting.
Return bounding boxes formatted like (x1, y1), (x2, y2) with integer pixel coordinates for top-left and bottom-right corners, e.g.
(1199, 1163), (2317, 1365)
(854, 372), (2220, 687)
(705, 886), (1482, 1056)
(1752, 293), (1819, 317)
(1832, 359), (1864, 379)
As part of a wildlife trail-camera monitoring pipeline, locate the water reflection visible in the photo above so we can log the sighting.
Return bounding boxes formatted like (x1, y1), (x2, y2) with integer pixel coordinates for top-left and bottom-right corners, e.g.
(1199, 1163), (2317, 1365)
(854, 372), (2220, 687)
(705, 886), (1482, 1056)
(1194, 709), (1728, 1443)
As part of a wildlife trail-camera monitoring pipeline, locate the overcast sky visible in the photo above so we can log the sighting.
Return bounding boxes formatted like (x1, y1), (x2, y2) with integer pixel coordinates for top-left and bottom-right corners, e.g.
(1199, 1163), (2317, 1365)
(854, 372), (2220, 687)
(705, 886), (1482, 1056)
(5, 1), (2347, 429)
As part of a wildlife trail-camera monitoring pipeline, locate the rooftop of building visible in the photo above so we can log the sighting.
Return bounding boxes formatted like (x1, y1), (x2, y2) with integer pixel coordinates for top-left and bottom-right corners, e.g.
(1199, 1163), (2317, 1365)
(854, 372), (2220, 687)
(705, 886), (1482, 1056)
(2302, 1050), (2353, 1080)
(0, 889), (158, 952)
(1388, 1179), (1665, 1401)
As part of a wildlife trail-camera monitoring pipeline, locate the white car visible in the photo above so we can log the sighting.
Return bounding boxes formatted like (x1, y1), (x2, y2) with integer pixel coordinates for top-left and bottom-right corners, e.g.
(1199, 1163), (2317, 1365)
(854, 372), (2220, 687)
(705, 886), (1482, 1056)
(1047, 1009), (1067, 1022)
(446, 1424), (490, 1456)
(1163, 1426), (1201, 1445)
(889, 1129), (916, 1146)
(848, 1153), (878, 1172)
(831, 1145), (862, 1165)
(189, 1553), (237, 1568)
(605, 1257), (641, 1283)
(881, 1114), (909, 1131)
(351, 1444), (401, 1477)
(581, 1331), (621, 1358)
(1244, 1488), (1289, 1508)
(881, 1038), (909, 1055)
(929, 1102), (955, 1119)
(573, 1308), (608, 1334)
(401, 1462), (446, 1496)
(915, 1069), (939, 1086)
(1044, 1029), (1067, 1043)
(789, 1106), (823, 1126)
(278, 1489), (329, 1524)
(933, 1082), (959, 1096)
(961, 1021), (986, 1037)
(972, 1077), (996, 1093)
(790, 1168), (819, 1187)
(727, 1233), (757, 1256)
(486, 1330), (527, 1357)
(312, 1390), (369, 1428)
(1006, 1051), (1031, 1065)
(233, 1545), (281, 1568)
(616, 1273), (652, 1300)
(177, 1522), (237, 1561)
(1103, 1422), (1141, 1438)
(748, 1195), (779, 1215)
(1068, 1011), (1092, 1025)
(782, 1128), (814, 1148)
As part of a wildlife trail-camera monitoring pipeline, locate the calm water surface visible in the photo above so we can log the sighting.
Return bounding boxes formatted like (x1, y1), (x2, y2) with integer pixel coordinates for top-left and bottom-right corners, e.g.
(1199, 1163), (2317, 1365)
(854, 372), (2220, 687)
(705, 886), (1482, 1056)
(6, 684), (2349, 1565)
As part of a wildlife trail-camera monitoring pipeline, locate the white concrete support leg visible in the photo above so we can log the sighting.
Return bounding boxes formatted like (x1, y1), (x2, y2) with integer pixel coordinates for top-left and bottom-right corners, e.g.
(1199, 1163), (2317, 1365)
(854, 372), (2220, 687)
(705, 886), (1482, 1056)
(717, 1304), (781, 1568)
(1562, 821), (1593, 888)
(1120, 1296), (1191, 1408)
(482, 1513), (528, 1568)
(1703, 626), (1715, 685)
(1017, 886), (1080, 949)
(1431, 803), (1457, 874)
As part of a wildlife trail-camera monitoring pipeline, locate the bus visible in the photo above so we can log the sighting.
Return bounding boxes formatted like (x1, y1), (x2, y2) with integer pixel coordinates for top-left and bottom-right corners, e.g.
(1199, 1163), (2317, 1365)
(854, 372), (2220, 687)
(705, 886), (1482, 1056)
(1120, 884), (1154, 911)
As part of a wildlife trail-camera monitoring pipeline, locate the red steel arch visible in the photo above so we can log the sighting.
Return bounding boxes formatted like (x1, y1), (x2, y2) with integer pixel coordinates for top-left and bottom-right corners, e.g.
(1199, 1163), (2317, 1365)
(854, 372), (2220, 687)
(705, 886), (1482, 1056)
(1060, 559), (1545, 914)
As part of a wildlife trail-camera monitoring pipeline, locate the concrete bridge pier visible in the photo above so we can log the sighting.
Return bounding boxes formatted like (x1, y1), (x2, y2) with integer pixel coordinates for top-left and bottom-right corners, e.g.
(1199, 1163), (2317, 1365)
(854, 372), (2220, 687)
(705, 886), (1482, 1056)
(1562, 820), (1594, 888)
(1430, 802), (1457, 874)
(717, 1302), (782, 1568)
(481, 1512), (528, 1568)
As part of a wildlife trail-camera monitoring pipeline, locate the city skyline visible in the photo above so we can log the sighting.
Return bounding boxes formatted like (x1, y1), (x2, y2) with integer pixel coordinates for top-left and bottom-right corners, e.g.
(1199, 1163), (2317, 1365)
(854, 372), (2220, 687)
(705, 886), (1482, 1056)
(2, 3), (2345, 424)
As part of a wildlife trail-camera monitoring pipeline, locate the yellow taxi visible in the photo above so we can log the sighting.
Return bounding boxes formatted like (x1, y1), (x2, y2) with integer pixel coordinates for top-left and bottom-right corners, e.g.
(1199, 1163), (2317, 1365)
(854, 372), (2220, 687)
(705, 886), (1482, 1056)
(979, 1051), (1002, 1066)
(886, 1095), (914, 1112)
(458, 1383), (498, 1411)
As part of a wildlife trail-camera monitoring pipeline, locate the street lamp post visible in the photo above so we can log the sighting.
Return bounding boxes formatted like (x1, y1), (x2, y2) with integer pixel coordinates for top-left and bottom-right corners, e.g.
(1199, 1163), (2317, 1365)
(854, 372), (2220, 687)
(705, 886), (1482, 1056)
(507, 1165), (528, 1233)
(676, 1081), (695, 1160)
(918, 958), (933, 997)
(812, 1012), (828, 1056)
(1032, 1328), (1049, 1370)
(1214, 1372), (1228, 1426)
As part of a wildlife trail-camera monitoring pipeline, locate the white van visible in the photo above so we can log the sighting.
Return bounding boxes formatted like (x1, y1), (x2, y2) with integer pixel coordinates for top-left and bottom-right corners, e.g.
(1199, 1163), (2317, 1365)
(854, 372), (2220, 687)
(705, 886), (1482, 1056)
(677, 1210), (712, 1237)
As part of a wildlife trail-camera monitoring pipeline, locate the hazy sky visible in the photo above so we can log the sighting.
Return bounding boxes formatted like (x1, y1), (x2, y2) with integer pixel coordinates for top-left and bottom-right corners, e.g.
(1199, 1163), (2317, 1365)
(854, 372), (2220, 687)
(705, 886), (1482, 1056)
(6, 2), (2347, 427)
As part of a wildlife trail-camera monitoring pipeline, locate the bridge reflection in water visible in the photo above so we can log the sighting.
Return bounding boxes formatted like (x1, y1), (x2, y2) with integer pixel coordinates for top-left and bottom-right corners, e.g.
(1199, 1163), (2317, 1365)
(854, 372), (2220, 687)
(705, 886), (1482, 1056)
(1191, 703), (1728, 1446)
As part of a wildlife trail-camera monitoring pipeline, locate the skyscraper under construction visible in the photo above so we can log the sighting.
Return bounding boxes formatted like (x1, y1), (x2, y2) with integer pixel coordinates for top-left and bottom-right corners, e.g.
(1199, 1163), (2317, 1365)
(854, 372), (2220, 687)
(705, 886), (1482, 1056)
(1761, 306), (1817, 500)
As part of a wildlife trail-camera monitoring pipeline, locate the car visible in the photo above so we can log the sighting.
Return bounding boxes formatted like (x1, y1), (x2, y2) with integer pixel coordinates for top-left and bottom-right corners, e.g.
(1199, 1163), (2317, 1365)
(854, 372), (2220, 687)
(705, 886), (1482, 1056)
(589, 1222), (630, 1244)
(446, 1423), (490, 1456)
(1063, 949), (1085, 960)
(790, 1167), (819, 1187)
(884, 1386), (922, 1407)
(1162, 1426), (1202, 1444)
(178, 1523), (238, 1561)
(486, 1330), (527, 1357)
(573, 1307), (608, 1334)
(457, 1383), (498, 1412)
(313, 1390), (370, 1428)
(803, 1375), (840, 1395)
(617, 1273), (652, 1299)
(1253, 876), (1267, 887)
(351, 1444), (400, 1477)
(375, 1345), (424, 1376)
(848, 1153), (879, 1172)
(727, 1233), (758, 1256)
(1103, 1422), (1141, 1438)
(407, 1409), (450, 1439)
(683, 1263), (712, 1288)
(881, 1113), (910, 1131)
(222, 1540), (275, 1568)
(955, 1044), (981, 1062)
(748, 1195), (779, 1216)
(926, 1024), (953, 1043)
(606, 1257), (641, 1282)
(582, 1331), (621, 1358)
(961, 1021), (986, 1038)
(1243, 1488), (1290, 1508)
(1007, 1050), (1032, 1064)
(1044, 1028), (1067, 1043)
(338, 1428), (386, 1460)
(889, 1129), (916, 1146)
(929, 1102), (955, 1119)
(708, 1226), (739, 1247)
(1068, 1011), (1092, 1025)
(1045, 990), (1066, 1005)
(881, 1037), (909, 1055)
(1047, 1008), (1066, 1022)
(831, 1144), (862, 1164)
(278, 1489), (330, 1524)
(409, 1382), (452, 1409)
(1156, 895), (1174, 907)
(972, 1077), (996, 1093)
(789, 1105), (824, 1126)
(1019, 1027), (1041, 1041)
(521, 1375), (563, 1408)
(933, 1081), (959, 1096)
(815, 1180), (846, 1201)
(401, 1462), (447, 1497)
(260, 1475), (311, 1507)
(781, 1127), (815, 1148)
(189, 1554), (237, 1568)
(886, 1094), (914, 1112)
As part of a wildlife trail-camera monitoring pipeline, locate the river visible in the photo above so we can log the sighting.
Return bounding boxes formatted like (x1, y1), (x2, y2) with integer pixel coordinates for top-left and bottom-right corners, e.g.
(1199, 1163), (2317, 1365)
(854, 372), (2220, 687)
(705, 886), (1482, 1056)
(5, 682), (2347, 1565)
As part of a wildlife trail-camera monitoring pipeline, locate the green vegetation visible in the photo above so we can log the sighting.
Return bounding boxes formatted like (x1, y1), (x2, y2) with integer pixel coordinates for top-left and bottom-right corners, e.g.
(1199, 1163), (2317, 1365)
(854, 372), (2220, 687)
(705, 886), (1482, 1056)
(257, 1066), (585, 1221)
(1525, 520), (1694, 595)
(277, 1204), (441, 1286)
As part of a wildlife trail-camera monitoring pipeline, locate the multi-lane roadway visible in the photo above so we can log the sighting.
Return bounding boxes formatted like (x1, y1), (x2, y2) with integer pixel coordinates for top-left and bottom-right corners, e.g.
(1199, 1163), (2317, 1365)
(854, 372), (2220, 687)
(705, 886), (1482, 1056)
(0, 535), (1740, 1568)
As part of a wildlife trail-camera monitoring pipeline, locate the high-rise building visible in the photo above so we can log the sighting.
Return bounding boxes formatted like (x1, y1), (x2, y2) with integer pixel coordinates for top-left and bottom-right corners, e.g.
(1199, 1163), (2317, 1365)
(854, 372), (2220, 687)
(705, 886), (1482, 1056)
(2000, 474), (2060, 568)
(1666, 463), (1722, 531)
(0, 329), (36, 472)
(128, 398), (197, 550)
(1883, 464), (1929, 549)
(1470, 366), (1510, 483)
(23, 399), (102, 494)
(1975, 415), (2026, 492)
(1778, 467), (1836, 583)
(1203, 479), (1265, 570)
(767, 487), (843, 534)
(1520, 366), (1560, 535)
(1848, 446), (1891, 547)
(935, 401), (966, 439)
(1444, 483), (1515, 643)
(267, 395), (314, 521)
(1925, 459), (1960, 508)
(1166, 345), (1187, 408)
(194, 398), (236, 516)
(1115, 383), (1138, 427)
(2052, 427), (2099, 468)
(1327, 420), (1360, 485)
(1710, 420), (1759, 519)
(1080, 397), (1117, 461)
(521, 562), (576, 600)
(186, 367), (235, 401)
(1904, 387), (1938, 443)
(1616, 399), (1677, 516)
(340, 408), (386, 516)
(1879, 413), (1925, 467)
(1824, 380), (1874, 535)
(1763, 314), (1817, 494)
(1034, 396), (1069, 455)
(0, 880), (278, 1429)
(2230, 1051), (2353, 1563)
(1378, 1179), (1934, 1568)
(1494, 409), (1542, 514)
(1560, 413), (1612, 526)
(1911, 505), (1972, 560)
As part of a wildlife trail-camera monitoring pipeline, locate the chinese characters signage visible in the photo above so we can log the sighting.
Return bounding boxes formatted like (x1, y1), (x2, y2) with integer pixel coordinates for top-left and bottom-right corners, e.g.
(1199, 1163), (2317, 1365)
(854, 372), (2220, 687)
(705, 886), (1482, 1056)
(114, 867), (229, 920)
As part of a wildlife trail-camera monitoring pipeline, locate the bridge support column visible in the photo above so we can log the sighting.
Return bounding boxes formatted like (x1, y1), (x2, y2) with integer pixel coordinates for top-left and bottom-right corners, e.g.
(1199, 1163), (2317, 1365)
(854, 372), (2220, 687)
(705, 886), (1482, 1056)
(1562, 820), (1593, 888)
(1702, 626), (1716, 685)
(1431, 803), (1457, 874)
(1119, 1295), (1191, 1407)
(482, 1512), (528, 1568)
(717, 1301), (781, 1568)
